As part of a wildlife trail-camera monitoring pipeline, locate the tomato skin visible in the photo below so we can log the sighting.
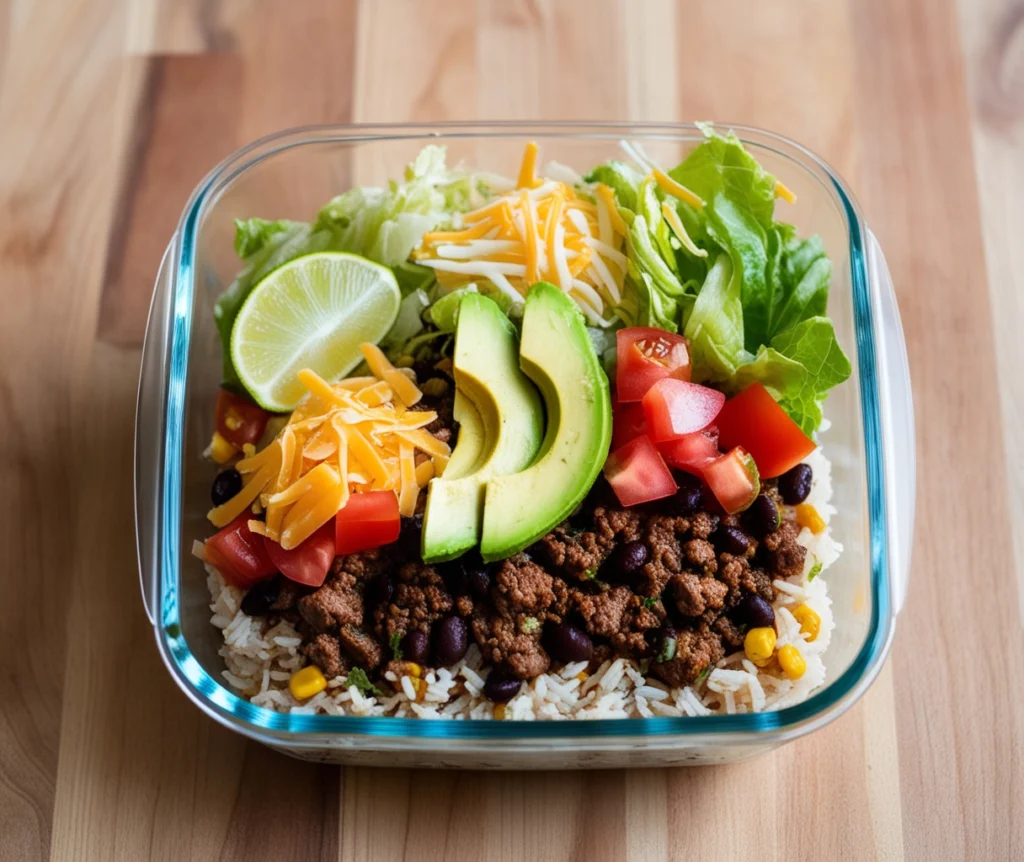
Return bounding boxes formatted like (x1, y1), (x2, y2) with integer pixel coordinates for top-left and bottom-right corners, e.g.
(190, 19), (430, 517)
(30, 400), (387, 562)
(703, 447), (761, 514)
(335, 491), (402, 555)
(205, 515), (277, 589)
(642, 379), (725, 442)
(716, 383), (816, 479)
(215, 389), (271, 448)
(264, 522), (335, 588)
(659, 426), (720, 475)
(611, 402), (648, 451)
(603, 436), (678, 507)
(616, 327), (691, 402)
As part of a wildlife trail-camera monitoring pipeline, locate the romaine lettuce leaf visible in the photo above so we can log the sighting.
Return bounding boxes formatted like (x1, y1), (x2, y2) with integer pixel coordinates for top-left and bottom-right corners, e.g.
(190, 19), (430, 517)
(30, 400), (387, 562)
(583, 160), (643, 211)
(684, 254), (745, 380)
(232, 217), (301, 258)
(765, 224), (831, 339)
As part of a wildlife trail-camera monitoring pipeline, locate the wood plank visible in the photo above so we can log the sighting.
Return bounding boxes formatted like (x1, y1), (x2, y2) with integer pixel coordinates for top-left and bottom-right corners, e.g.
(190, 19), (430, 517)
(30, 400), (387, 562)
(850, 0), (1024, 858)
(955, 0), (1024, 627)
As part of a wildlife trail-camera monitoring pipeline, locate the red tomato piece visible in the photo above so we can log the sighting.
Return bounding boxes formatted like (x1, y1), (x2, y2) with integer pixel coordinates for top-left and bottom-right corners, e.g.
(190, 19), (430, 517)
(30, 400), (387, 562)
(616, 327), (691, 402)
(703, 447), (761, 514)
(659, 426), (721, 475)
(335, 491), (402, 556)
(215, 389), (271, 448)
(204, 515), (277, 589)
(603, 436), (678, 507)
(264, 522), (336, 588)
(716, 383), (816, 479)
(642, 378), (725, 442)
(611, 402), (648, 451)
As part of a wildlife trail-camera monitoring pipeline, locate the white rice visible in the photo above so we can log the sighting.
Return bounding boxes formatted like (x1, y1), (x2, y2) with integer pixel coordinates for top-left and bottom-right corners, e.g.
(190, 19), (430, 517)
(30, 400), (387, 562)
(206, 447), (841, 720)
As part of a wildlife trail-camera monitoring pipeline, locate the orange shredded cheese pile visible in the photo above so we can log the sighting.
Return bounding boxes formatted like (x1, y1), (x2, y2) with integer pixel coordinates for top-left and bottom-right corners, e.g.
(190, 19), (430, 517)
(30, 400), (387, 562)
(412, 142), (629, 327)
(207, 347), (450, 548)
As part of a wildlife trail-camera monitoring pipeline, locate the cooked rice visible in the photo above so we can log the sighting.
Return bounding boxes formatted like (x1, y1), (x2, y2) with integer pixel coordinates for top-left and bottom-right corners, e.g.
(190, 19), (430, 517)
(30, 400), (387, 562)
(205, 447), (840, 720)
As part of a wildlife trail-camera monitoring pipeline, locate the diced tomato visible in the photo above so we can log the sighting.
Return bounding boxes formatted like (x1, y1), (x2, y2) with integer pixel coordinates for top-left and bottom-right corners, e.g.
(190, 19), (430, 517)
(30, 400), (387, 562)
(264, 522), (335, 588)
(215, 389), (271, 448)
(335, 491), (402, 556)
(716, 383), (816, 478)
(603, 436), (678, 507)
(642, 378), (725, 442)
(611, 402), (648, 451)
(659, 426), (721, 475)
(204, 515), (277, 589)
(616, 327), (691, 402)
(703, 447), (761, 514)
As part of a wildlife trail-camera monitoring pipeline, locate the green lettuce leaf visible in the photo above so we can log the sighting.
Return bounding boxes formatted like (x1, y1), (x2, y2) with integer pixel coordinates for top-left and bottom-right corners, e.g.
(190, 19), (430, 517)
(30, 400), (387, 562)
(428, 284), (479, 332)
(583, 160), (643, 211)
(765, 225), (831, 339)
(381, 288), (430, 352)
(684, 254), (745, 380)
(669, 125), (777, 229)
(233, 217), (301, 258)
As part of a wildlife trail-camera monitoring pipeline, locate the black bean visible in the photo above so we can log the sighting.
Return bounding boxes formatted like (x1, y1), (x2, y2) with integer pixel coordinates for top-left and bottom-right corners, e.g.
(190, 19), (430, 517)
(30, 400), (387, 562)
(402, 629), (430, 664)
(546, 623), (593, 663)
(433, 615), (469, 665)
(365, 573), (393, 609)
(736, 593), (775, 629)
(614, 541), (648, 578)
(398, 512), (424, 554)
(746, 493), (780, 538)
(240, 577), (280, 617)
(483, 667), (522, 703)
(210, 468), (242, 506)
(778, 463), (813, 505)
(464, 568), (491, 599)
(715, 525), (751, 556)
(672, 483), (704, 514)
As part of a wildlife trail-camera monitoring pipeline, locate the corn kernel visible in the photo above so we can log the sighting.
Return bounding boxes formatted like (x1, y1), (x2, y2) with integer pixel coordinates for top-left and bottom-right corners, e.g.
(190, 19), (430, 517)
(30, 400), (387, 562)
(412, 677), (427, 703)
(493, 703), (507, 720)
(209, 431), (238, 464)
(795, 503), (827, 535)
(406, 662), (423, 679)
(289, 665), (327, 701)
(792, 604), (821, 642)
(744, 626), (777, 665)
(778, 644), (807, 680)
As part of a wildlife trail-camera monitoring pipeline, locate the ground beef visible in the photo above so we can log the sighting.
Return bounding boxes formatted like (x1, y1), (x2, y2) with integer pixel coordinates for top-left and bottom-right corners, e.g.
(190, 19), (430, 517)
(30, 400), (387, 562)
(338, 625), (384, 670)
(718, 554), (776, 603)
(763, 522), (806, 580)
(270, 580), (302, 612)
(455, 595), (474, 616)
(650, 627), (724, 688)
(410, 392), (455, 438)
(331, 550), (385, 582)
(538, 528), (613, 580)
(304, 633), (350, 678)
(493, 555), (561, 616)
(297, 572), (363, 633)
(669, 573), (728, 618)
(713, 615), (746, 650)
(574, 585), (632, 639)
(373, 561), (453, 640)
(471, 613), (550, 679)
(689, 511), (718, 539)
(592, 506), (644, 544)
(683, 538), (717, 574)
(609, 600), (662, 655)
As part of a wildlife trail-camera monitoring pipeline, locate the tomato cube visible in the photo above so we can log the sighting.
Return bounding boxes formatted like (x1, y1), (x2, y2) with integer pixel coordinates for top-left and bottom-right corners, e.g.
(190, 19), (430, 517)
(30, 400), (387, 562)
(616, 327), (691, 402)
(659, 426), (720, 475)
(716, 383), (816, 478)
(703, 447), (761, 514)
(603, 436), (678, 507)
(335, 491), (401, 556)
(642, 378), (725, 442)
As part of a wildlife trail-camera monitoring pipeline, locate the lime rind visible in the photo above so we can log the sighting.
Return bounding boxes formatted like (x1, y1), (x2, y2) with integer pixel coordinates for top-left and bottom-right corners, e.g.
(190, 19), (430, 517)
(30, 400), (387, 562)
(230, 252), (400, 411)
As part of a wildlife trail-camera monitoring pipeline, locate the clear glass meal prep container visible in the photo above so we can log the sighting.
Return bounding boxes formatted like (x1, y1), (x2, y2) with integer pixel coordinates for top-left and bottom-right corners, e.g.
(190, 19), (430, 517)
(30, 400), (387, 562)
(135, 122), (914, 768)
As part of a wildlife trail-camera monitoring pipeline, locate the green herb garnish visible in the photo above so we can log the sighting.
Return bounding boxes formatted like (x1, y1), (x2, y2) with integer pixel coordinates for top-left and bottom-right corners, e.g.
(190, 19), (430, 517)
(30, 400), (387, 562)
(807, 559), (823, 582)
(389, 632), (404, 660)
(642, 596), (659, 610)
(345, 667), (383, 698)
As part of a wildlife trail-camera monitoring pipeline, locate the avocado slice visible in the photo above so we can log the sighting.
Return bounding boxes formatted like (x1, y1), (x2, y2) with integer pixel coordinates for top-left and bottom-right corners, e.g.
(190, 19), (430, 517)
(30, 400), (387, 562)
(421, 294), (544, 563)
(442, 391), (485, 480)
(480, 283), (612, 562)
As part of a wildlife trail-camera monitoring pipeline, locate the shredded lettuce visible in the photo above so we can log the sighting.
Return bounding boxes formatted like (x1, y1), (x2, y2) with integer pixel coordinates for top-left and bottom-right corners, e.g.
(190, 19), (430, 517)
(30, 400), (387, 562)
(214, 145), (482, 387)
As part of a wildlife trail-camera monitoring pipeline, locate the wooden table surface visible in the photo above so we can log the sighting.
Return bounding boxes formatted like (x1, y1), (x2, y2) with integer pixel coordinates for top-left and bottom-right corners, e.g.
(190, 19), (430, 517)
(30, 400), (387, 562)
(3, 1), (1023, 859)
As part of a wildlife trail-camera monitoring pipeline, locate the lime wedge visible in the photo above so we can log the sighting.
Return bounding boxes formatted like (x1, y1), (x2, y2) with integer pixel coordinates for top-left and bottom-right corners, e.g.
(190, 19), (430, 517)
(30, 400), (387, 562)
(230, 252), (400, 411)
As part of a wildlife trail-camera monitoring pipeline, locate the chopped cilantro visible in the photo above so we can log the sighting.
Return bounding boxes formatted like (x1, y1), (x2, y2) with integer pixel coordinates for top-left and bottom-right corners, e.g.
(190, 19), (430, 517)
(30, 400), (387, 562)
(583, 566), (599, 579)
(695, 664), (712, 685)
(807, 559), (823, 582)
(642, 596), (659, 610)
(345, 667), (383, 698)
(389, 632), (404, 660)
(520, 616), (540, 634)
(655, 635), (677, 664)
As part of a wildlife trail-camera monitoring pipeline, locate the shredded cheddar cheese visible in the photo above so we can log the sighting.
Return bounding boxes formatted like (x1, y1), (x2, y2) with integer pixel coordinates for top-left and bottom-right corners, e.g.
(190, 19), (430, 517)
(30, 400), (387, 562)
(413, 141), (630, 326)
(208, 356), (450, 549)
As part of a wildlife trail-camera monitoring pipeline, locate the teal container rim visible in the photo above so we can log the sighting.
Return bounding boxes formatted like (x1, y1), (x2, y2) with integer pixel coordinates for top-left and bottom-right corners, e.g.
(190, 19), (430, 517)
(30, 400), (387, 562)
(154, 122), (892, 743)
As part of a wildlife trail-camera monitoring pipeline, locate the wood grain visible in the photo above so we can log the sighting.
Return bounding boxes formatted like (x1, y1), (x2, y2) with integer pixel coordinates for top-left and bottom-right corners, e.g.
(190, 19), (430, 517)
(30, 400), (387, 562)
(0, 0), (1020, 860)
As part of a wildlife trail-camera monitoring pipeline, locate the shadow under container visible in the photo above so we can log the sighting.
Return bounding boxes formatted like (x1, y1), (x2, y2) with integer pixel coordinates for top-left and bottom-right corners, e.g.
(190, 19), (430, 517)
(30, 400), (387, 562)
(136, 122), (915, 768)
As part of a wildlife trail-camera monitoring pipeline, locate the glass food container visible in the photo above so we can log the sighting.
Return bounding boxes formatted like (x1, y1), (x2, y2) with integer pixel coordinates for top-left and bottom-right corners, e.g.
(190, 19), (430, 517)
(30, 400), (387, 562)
(135, 123), (914, 768)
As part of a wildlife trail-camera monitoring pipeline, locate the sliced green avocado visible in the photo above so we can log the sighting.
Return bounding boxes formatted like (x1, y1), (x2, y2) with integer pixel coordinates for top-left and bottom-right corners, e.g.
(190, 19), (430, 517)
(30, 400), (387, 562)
(442, 391), (485, 481)
(421, 294), (544, 563)
(480, 283), (612, 562)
